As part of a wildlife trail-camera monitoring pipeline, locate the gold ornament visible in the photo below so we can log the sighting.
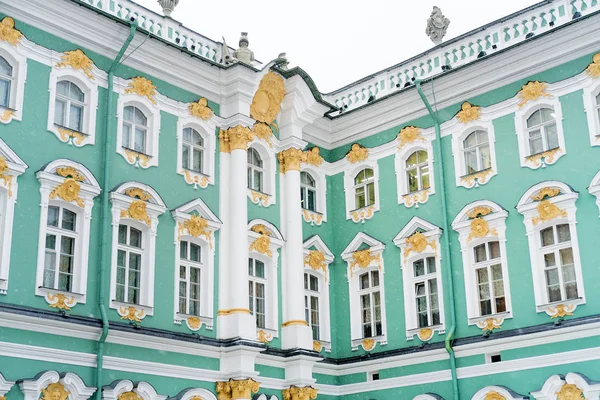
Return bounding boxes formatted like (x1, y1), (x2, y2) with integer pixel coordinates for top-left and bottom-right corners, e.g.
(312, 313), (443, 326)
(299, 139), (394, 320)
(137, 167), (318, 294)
(257, 329), (273, 343)
(484, 391), (507, 400)
(217, 308), (251, 316)
(182, 170), (209, 189)
(0, 17), (23, 46)
(0, 109), (16, 123)
(178, 215), (213, 248)
(187, 316), (201, 330)
(0, 156), (13, 197)
(216, 379), (260, 400)
(548, 304), (575, 319)
(125, 77), (157, 104)
(125, 187), (151, 200)
(361, 338), (376, 351)
(467, 218), (498, 242)
(313, 341), (323, 352)
(397, 126), (425, 149)
(50, 179), (85, 208)
(417, 327), (433, 341)
(189, 397), (203, 400)
(477, 317), (503, 333)
(461, 169), (493, 187)
(250, 71), (286, 125)
(404, 231), (436, 259)
(532, 200), (567, 226)
(278, 147), (304, 173)
(303, 147), (324, 167)
(46, 293), (76, 311)
(349, 250), (382, 278)
(517, 81), (552, 108)
(56, 49), (94, 79)
(531, 187), (561, 201)
(58, 127), (86, 145)
(467, 206), (493, 219)
(282, 386), (318, 400)
(281, 320), (309, 328)
(556, 383), (584, 400)
(304, 250), (327, 279)
(124, 148), (150, 167)
(218, 129), (230, 153)
(346, 144), (369, 163)
(188, 98), (213, 120)
(41, 383), (69, 400)
(302, 209), (323, 225)
(586, 53), (600, 79)
(252, 122), (273, 147)
(118, 392), (142, 400)
(119, 306), (145, 322)
(456, 102), (481, 123)
(249, 226), (272, 257)
(56, 167), (85, 181)
(403, 190), (429, 207)
(350, 205), (375, 223)
(220, 126), (254, 151)
(120, 200), (151, 225)
(525, 148), (560, 167)
(250, 190), (270, 207)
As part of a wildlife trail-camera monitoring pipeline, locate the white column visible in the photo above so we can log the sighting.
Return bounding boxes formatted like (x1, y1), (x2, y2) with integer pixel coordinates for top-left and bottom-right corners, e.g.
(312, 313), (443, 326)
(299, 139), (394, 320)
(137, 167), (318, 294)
(217, 132), (231, 320)
(279, 148), (312, 350)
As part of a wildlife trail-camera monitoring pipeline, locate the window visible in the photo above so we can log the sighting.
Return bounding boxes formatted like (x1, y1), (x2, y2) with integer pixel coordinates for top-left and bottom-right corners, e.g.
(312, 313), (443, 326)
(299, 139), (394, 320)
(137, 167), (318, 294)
(354, 168), (375, 209)
(526, 108), (558, 155)
(413, 257), (440, 328)
(122, 106), (147, 153)
(473, 241), (506, 316)
(596, 93), (600, 126)
(359, 270), (382, 338)
(300, 171), (317, 212)
(248, 258), (266, 329)
(0, 56), (12, 109)
(540, 224), (578, 303)
(304, 272), (320, 340)
(248, 148), (264, 192)
(463, 130), (491, 175)
(406, 151), (430, 194)
(116, 224), (143, 304)
(54, 81), (84, 132)
(181, 127), (204, 174)
(43, 206), (78, 292)
(178, 240), (202, 316)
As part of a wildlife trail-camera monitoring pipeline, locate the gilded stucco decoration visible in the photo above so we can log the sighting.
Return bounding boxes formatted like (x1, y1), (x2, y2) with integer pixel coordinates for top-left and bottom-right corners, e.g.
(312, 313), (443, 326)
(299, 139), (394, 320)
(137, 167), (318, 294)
(281, 320), (309, 328)
(56, 166), (85, 182)
(302, 209), (323, 226)
(0, 156), (13, 197)
(125, 187), (151, 200)
(397, 126), (426, 149)
(0, 109), (16, 123)
(250, 190), (270, 207)
(456, 102), (481, 123)
(217, 308), (251, 316)
(119, 306), (145, 323)
(182, 170), (209, 189)
(58, 127), (86, 145)
(349, 249), (382, 278)
(404, 231), (436, 259)
(532, 200), (567, 226)
(124, 149), (150, 168)
(249, 224), (272, 257)
(188, 98), (213, 120)
(218, 130), (230, 153)
(125, 76), (157, 105)
(216, 379), (260, 400)
(517, 81), (552, 108)
(50, 179), (85, 208)
(118, 392), (142, 400)
(403, 190), (429, 208)
(303, 147), (324, 167)
(467, 218), (498, 242)
(278, 147), (304, 173)
(252, 122), (274, 147)
(304, 250), (328, 280)
(346, 144), (369, 163)
(56, 49), (95, 80)
(189, 397), (203, 400)
(257, 329), (273, 343)
(417, 328), (434, 342)
(121, 200), (151, 226)
(556, 383), (584, 400)
(0, 17), (23, 46)
(186, 316), (201, 331)
(46, 293), (76, 311)
(461, 169), (493, 187)
(41, 383), (69, 400)
(477, 317), (503, 333)
(350, 205), (375, 224)
(466, 206), (493, 219)
(586, 53), (600, 79)
(525, 148), (560, 167)
(282, 386), (318, 400)
(178, 215), (213, 248)
(361, 338), (376, 351)
(547, 304), (575, 319)
(221, 125), (254, 151)
(531, 187), (561, 201)
(313, 341), (323, 352)
(250, 71), (286, 125)
(484, 391), (506, 400)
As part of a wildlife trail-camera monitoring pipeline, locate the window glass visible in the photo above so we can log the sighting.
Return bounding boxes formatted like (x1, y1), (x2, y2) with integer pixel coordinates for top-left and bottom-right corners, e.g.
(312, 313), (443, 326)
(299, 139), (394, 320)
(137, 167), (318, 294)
(526, 108), (558, 155)
(55, 81), (85, 131)
(44, 206), (78, 292)
(247, 148), (264, 192)
(122, 106), (147, 153)
(406, 151), (430, 193)
(354, 168), (375, 209)
(300, 171), (317, 212)
(248, 258), (266, 328)
(0, 56), (12, 108)
(116, 224), (144, 304)
(182, 127), (205, 173)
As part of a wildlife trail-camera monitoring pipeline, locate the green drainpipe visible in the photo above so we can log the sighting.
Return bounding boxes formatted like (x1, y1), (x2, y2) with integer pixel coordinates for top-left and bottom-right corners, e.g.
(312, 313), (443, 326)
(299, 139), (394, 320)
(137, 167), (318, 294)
(415, 79), (459, 400)
(96, 20), (138, 400)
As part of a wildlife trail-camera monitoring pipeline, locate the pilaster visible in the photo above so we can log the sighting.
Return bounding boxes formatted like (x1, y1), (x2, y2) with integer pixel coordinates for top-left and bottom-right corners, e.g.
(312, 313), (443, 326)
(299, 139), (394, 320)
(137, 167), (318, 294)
(282, 385), (318, 400)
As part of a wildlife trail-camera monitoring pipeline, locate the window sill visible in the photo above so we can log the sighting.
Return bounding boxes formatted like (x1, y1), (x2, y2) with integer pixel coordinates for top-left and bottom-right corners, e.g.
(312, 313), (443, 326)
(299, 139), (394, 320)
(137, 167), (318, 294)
(174, 313), (213, 331)
(536, 297), (584, 317)
(256, 327), (278, 343)
(468, 312), (512, 327)
(180, 168), (211, 189)
(526, 146), (561, 159)
(351, 335), (387, 351)
(302, 209), (325, 225)
(401, 188), (432, 208)
(110, 299), (154, 319)
(54, 123), (89, 137)
(313, 339), (332, 353)
(37, 286), (86, 309)
(121, 146), (153, 158)
(406, 325), (445, 342)
(348, 204), (377, 223)
(248, 189), (274, 207)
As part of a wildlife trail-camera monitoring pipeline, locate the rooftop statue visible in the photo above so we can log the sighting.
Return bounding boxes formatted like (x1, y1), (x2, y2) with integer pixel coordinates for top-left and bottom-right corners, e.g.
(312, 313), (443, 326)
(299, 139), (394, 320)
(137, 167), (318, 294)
(426, 6), (450, 45)
(157, 0), (179, 17)
(233, 32), (255, 65)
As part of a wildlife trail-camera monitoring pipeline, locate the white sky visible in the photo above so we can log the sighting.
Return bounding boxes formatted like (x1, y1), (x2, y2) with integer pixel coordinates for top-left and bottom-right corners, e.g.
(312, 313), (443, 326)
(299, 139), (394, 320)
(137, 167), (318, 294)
(134, 0), (541, 93)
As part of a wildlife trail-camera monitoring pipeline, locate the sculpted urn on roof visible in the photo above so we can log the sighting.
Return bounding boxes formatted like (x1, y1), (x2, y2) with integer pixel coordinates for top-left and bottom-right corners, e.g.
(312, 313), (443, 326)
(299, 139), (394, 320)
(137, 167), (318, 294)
(426, 6), (450, 45)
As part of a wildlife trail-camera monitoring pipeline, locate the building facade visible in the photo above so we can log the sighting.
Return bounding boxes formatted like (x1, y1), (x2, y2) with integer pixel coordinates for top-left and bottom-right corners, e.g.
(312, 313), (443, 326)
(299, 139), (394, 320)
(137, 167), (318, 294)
(1, 0), (600, 399)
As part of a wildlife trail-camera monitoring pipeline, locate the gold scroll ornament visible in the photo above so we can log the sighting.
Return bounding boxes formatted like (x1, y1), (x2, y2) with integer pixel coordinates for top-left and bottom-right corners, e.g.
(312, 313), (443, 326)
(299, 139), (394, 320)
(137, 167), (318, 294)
(0, 17), (23, 46)
(57, 49), (94, 79)
(282, 386), (318, 400)
(346, 144), (368, 163)
(188, 98), (213, 120)
(397, 126), (426, 149)
(125, 77), (157, 105)
(456, 102), (480, 123)
(41, 383), (69, 400)
(404, 231), (436, 259)
(517, 81), (552, 108)
(121, 200), (151, 225)
(250, 71), (286, 125)
(249, 224), (272, 257)
(304, 250), (327, 280)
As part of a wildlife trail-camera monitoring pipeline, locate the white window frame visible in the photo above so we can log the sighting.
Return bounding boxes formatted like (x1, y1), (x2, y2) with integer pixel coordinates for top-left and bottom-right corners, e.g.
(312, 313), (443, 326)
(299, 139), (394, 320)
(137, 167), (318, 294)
(452, 201), (513, 326)
(449, 121), (498, 188)
(589, 169), (600, 215)
(248, 220), (283, 339)
(116, 92), (160, 168)
(395, 142), (435, 208)
(172, 198), (220, 331)
(514, 99), (566, 169)
(0, 42), (27, 124)
(0, 138), (27, 294)
(47, 65), (99, 147)
(102, 380), (167, 400)
(394, 217), (445, 340)
(344, 160), (380, 222)
(170, 388), (217, 400)
(516, 181), (585, 315)
(300, 165), (327, 225)
(582, 80), (600, 146)
(35, 159), (101, 306)
(472, 386), (528, 400)
(18, 371), (96, 400)
(531, 373), (600, 400)
(303, 235), (334, 351)
(109, 182), (166, 318)
(176, 114), (217, 189)
(247, 141), (276, 207)
(342, 232), (387, 350)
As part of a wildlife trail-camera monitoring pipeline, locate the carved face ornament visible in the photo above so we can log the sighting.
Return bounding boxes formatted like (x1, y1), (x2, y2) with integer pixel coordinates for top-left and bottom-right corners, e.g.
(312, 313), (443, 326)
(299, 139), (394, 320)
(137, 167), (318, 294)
(471, 218), (489, 237)
(353, 249), (373, 268)
(42, 383), (69, 400)
(62, 179), (81, 202)
(556, 383), (584, 400)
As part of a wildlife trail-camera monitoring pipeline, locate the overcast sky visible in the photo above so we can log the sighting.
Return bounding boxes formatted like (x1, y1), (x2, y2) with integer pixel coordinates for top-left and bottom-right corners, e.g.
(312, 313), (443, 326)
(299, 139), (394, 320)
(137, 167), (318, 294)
(134, 0), (541, 93)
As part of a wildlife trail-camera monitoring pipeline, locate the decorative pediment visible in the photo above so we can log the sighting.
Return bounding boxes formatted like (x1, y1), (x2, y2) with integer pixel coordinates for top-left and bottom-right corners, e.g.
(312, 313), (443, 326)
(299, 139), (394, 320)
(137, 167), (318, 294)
(168, 387), (218, 400)
(248, 219), (284, 259)
(0, 138), (27, 173)
(18, 371), (95, 400)
(517, 181), (577, 228)
(103, 381), (167, 400)
(341, 232), (384, 257)
(303, 235), (334, 280)
(0, 372), (15, 399)
(171, 198), (221, 243)
(341, 232), (385, 278)
(471, 386), (528, 400)
(531, 373), (600, 400)
(517, 181), (575, 208)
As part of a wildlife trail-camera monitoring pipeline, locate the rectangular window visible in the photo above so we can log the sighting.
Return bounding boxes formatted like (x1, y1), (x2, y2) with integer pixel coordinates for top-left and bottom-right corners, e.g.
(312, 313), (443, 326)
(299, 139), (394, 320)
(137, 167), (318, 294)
(249, 258), (266, 329)
(359, 270), (382, 338)
(43, 206), (77, 292)
(413, 257), (440, 328)
(178, 241), (202, 316)
(116, 224), (143, 304)
(540, 224), (578, 303)
(304, 273), (320, 340)
(473, 241), (506, 316)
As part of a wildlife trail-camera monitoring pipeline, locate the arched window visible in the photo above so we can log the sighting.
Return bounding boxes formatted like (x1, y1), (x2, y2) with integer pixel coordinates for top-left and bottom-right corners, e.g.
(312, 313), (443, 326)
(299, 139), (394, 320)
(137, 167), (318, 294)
(596, 92), (600, 124)
(247, 148), (264, 192)
(406, 150), (430, 193)
(304, 272), (320, 340)
(473, 241), (506, 316)
(359, 270), (382, 338)
(178, 240), (202, 316)
(0, 56), (12, 109)
(43, 205), (78, 292)
(122, 106), (148, 154)
(300, 171), (317, 212)
(463, 130), (491, 174)
(54, 81), (85, 132)
(413, 256), (440, 328)
(182, 127), (204, 174)
(539, 224), (578, 303)
(526, 108), (558, 155)
(248, 258), (266, 329)
(116, 224), (143, 304)
(354, 168), (375, 209)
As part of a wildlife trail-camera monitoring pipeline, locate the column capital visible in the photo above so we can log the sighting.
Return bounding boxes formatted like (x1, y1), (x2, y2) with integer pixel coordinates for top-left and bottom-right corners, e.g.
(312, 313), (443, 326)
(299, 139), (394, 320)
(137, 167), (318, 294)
(219, 125), (254, 152)
(216, 379), (260, 400)
(282, 386), (318, 400)
(278, 147), (304, 174)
